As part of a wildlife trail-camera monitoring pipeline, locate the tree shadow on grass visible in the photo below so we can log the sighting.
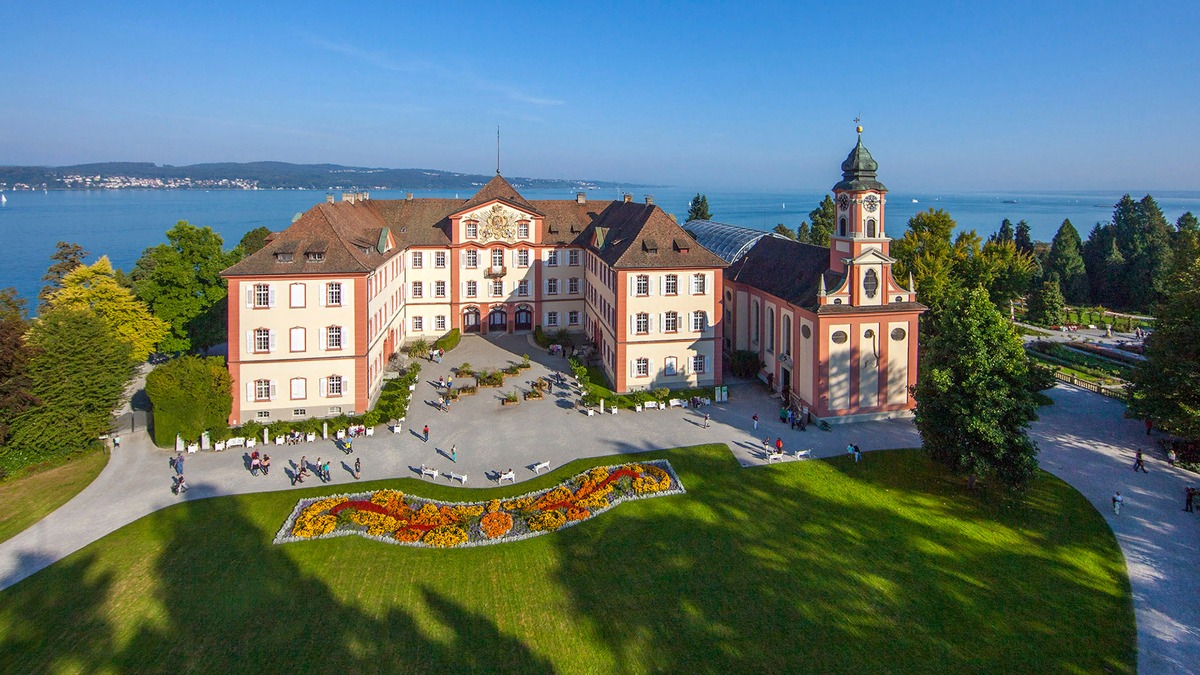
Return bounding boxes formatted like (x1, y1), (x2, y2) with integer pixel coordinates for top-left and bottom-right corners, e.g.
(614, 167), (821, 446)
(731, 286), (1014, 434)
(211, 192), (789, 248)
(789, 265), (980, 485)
(549, 445), (1136, 674)
(0, 494), (555, 674)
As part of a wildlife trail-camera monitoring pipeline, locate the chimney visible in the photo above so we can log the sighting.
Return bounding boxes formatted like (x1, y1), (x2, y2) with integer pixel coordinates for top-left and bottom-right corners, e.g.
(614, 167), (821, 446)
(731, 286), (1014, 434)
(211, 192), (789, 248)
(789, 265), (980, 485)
(623, 194), (633, 203)
(342, 192), (353, 202)
(576, 192), (586, 204)
(361, 191), (369, 201)
(644, 195), (654, 205)
(406, 192), (414, 201)
(326, 194), (334, 204)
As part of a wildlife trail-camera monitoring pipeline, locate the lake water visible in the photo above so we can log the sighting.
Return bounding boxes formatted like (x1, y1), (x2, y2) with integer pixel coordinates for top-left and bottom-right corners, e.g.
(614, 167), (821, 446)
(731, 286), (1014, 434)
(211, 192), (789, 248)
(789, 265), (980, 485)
(2, 187), (1197, 307)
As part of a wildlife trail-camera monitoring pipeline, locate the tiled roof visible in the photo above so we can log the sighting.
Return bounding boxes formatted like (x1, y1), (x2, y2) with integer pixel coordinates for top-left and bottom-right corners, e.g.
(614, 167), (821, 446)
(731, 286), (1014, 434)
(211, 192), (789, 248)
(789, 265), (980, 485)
(222, 181), (728, 277)
(725, 236), (841, 311)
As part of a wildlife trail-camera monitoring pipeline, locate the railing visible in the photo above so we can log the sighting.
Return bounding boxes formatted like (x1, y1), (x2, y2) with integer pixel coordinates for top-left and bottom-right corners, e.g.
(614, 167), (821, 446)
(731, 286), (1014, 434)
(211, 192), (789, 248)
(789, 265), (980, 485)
(1053, 370), (1127, 401)
(485, 266), (506, 278)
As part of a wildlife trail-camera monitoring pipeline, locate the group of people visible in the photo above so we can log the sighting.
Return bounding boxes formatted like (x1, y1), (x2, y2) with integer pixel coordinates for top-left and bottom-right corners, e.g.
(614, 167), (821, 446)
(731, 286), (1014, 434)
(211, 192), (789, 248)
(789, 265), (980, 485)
(250, 450), (271, 476)
(291, 456), (339, 484)
(846, 444), (862, 463)
(171, 453), (188, 494)
(429, 347), (445, 363)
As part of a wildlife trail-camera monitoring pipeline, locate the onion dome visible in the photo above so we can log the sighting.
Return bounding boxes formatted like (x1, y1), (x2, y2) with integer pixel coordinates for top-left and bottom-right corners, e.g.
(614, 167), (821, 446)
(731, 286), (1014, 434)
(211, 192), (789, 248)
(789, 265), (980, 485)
(833, 131), (888, 192)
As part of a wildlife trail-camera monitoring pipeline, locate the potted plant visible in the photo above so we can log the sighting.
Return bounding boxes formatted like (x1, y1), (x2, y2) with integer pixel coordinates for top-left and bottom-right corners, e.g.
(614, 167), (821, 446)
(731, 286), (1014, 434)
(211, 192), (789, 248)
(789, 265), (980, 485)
(502, 389), (520, 406)
(518, 354), (532, 370)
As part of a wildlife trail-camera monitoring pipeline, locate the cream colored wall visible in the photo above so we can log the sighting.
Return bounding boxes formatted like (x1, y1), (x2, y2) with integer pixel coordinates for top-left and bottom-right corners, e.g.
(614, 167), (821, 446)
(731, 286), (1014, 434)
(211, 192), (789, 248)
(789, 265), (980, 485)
(798, 316), (815, 403)
(858, 322), (880, 408)
(541, 248), (585, 301)
(541, 300), (585, 329)
(887, 320), (911, 405)
(622, 338), (717, 391)
(828, 323), (852, 410)
(238, 356), (359, 420)
(235, 278), (358, 362)
(859, 263), (884, 306)
(622, 270), (719, 344)
(734, 289), (749, 350)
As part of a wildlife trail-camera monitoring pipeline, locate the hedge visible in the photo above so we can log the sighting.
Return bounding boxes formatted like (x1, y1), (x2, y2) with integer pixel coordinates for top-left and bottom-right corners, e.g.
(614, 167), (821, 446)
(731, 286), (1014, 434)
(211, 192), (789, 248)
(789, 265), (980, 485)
(434, 328), (461, 352)
(145, 355), (232, 447)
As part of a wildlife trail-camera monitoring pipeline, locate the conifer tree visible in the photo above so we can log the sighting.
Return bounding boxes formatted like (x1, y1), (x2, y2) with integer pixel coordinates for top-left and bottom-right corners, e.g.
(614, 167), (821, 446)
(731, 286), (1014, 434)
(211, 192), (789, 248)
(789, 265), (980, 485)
(38, 242), (88, 313)
(1014, 220), (1034, 255)
(772, 224), (796, 240)
(686, 194), (712, 222)
(806, 195), (836, 246)
(1026, 280), (1066, 326)
(53, 256), (170, 362)
(993, 219), (1015, 244)
(0, 289), (36, 447)
(1046, 219), (1089, 304)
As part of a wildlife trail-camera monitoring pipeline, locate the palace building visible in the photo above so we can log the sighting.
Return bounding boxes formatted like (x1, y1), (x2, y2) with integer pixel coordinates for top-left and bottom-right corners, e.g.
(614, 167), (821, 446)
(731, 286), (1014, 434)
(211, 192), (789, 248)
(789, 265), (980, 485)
(694, 130), (926, 422)
(221, 175), (727, 425)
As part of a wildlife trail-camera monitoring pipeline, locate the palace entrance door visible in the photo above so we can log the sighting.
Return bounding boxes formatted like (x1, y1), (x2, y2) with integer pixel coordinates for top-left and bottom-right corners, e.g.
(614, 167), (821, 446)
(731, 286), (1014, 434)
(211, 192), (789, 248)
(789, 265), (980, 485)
(515, 307), (533, 331)
(462, 308), (480, 333)
(488, 308), (508, 332)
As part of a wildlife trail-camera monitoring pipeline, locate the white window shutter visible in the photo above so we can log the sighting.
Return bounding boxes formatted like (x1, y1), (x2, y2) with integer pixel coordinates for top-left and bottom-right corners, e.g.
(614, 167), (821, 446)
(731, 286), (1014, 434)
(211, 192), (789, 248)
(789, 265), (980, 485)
(269, 382), (277, 400)
(702, 355), (708, 373)
(659, 276), (666, 295)
(543, 279), (549, 295)
(268, 329), (277, 352)
(648, 277), (655, 296)
(648, 315), (655, 334)
(319, 377), (327, 397)
(688, 312), (696, 332)
(246, 381), (254, 402)
(704, 273), (712, 295)
(629, 360), (636, 379)
(268, 286), (276, 307)
(318, 285), (326, 306)
(318, 328), (327, 351)
(687, 278), (695, 295)
(245, 331), (253, 353)
(648, 359), (655, 377)
(629, 278), (635, 296)
(628, 314), (634, 336)
(245, 287), (253, 308)
(658, 313), (665, 332)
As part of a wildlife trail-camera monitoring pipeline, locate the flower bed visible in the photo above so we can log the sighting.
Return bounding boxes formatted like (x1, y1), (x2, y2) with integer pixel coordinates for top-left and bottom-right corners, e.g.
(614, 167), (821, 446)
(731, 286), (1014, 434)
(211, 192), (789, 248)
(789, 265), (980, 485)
(273, 460), (685, 548)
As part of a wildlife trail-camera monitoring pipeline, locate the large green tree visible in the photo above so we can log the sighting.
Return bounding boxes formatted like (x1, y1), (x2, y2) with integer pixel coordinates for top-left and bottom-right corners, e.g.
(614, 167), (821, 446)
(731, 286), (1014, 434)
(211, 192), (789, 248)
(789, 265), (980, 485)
(1168, 212), (1199, 291)
(992, 219), (1015, 244)
(1014, 220), (1034, 255)
(0, 289), (36, 448)
(806, 195), (835, 246)
(38, 241), (88, 313)
(53, 256), (169, 362)
(1083, 224), (1121, 306)
(891, 208), (957, 307)
(6, 309), (134, 463)
(1026, 280), (1066, 326)
(1126, 258), (1200, 439)
(132, 221), (242, 353)
(772, 223), (796, 240)
(913, 286), (1040, 491)
(1046, 219), (1089, 304)
(686, 194), (712, 222)
(145, 355), (233, 446)
(238, 226), (272, 256)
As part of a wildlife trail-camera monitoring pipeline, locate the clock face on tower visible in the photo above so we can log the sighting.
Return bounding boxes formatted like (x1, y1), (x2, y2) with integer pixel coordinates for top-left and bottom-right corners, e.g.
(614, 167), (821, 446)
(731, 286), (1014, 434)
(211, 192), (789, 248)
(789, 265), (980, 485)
(864, 194), (879, 213)
(837, 194), (850, 211)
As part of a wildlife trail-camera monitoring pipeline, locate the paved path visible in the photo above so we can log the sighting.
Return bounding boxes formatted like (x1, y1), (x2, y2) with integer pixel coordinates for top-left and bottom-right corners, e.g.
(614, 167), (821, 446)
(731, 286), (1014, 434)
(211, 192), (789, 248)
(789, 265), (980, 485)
(0, 334), (1195, 674)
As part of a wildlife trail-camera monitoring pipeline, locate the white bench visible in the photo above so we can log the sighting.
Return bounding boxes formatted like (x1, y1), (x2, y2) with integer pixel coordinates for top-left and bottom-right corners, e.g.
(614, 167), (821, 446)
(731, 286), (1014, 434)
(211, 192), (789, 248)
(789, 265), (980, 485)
(246, 438), (256, 448)
(448, 471), (468, 485)
(795, 449), (812, 460)
(644, 401), (658, 410)
(214, 440), (227, 452)
(669, 399), (683, 408)
(419, 466), (438, 479)
(767, 451), (785, 463)
(499, 470), (516, 484)
(533, 461), (550, 474)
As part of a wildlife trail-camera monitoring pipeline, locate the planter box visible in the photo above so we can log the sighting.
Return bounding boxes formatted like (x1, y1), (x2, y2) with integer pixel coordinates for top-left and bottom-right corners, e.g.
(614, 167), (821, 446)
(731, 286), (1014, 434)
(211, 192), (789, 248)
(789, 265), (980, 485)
(501, 398), (520, 406)
(524, 392), (544, 400)
(517, 363), (532, 370)
(478, 382), (503, 389)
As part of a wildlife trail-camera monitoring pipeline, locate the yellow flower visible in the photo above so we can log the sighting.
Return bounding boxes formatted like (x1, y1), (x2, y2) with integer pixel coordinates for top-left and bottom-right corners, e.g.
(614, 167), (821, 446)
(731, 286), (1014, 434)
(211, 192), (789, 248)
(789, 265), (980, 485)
(423, 525), (468, 548)
(527, 511), (566, 532)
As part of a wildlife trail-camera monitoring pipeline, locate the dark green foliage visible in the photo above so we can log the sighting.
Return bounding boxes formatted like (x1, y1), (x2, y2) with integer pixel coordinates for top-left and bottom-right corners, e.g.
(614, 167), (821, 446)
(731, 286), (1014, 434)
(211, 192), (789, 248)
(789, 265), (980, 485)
(0, 290), (36, 447)
(38, 242), (88, 313)
(5, 309), (134, 469)
(993, 219), (1015, 244)
(913, 287), (1040, 492)
(1026, 280), (1066, 326)
(1046, 220), (1089, 304)
(772, 224), (795, 240)
(131, 222), (242, 353)
(533, 325), (552, 348)
(806, 195), (836, 246)
(434, 329), (460, 353)
(1168, 212), (1199, 291)
(1026, 361), (1058, 393)
(238, 226), (272, 256)
(1014, 220), (1033, 255)
(553, 329), (574, 349)
(1084, 196), (1175, 311)
(144, 356), (233, 446)
(796, 222), (811, 243)
(686, 194), (712, 222)
(1126, 258), (1200, 440)
(729, 350), (764, 378)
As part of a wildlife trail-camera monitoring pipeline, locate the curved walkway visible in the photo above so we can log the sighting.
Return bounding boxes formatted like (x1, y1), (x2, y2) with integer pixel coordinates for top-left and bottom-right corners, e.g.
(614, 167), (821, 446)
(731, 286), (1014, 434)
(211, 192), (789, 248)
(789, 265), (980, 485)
(0, 338), (1194, 673)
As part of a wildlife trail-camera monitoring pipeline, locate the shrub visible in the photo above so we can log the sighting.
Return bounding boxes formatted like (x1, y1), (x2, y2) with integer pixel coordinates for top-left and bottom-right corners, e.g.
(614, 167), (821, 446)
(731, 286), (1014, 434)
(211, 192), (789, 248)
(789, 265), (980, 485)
(434, 329), (460, 353)
(456, 363), (474, 377)
(361, 410), (382, 427)
(730, 350), (764, 378)
(554, 329), (574, 349)
(533, 325), (553, 348)
(407, 337), (430, 358)
(1026, 361), (1058, 393)
(145, 355), (233, 446)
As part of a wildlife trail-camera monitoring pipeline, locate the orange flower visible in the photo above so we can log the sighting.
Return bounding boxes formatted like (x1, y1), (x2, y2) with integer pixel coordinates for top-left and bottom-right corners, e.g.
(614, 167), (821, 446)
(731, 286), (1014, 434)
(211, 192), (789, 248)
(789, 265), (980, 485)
(480, 511), (513, 538)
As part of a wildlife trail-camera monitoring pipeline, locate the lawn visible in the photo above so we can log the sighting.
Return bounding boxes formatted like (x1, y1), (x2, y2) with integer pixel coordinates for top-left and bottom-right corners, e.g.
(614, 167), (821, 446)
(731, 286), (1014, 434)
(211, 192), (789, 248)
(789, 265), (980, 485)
(0, 446), (1134, 674)
(0, 450), (109, 545)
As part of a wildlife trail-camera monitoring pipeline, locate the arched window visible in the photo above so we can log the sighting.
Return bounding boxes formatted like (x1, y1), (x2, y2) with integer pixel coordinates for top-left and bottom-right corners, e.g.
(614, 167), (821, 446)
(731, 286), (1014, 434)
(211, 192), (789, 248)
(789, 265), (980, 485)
(863, 269), (879, 298)
(752, 301), (760, 344)
(767, 308), (775, 353)
(839, 218), (847, 237)
(783, 316), (792, 356)
(867, 218), (877, 238)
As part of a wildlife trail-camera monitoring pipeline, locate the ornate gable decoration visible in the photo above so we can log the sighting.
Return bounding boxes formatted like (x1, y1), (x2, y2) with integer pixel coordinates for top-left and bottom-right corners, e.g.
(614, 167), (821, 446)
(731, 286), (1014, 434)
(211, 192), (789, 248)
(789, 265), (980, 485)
(466, 203), (532, 244)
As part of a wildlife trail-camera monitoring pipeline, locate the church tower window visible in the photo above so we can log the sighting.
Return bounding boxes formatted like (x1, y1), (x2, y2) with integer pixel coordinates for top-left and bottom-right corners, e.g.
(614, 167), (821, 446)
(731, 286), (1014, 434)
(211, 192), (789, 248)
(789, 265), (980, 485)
(867, 218), (877, 238)
(838, 218), (847, 237)
(863, 269), (879, 298)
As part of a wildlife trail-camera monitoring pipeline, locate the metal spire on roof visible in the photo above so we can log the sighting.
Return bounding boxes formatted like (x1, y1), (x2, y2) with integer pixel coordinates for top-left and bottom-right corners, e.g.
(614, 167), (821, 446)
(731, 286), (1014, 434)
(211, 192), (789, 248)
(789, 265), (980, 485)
(818, 273), (827, 297)
(496, 126), (501, 175)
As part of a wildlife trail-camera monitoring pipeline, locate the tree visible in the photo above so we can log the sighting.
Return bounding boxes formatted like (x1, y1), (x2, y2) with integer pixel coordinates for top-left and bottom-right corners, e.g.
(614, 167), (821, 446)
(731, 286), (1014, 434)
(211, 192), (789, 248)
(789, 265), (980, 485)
(891, 208), (956, 306)
(796, 221), (811, 243)
(6, 309), (134, 463)
(1026, 280), (1066, 326)
(0, 289), (36, 447)
(806, 195), (836, 246)
(1046, 219), (1089, 304)
(1014, 220), (1034, 255)
(1083, 223), (1116, 305)
(1104, 194), (1174, 310)
(992, 219), (1015, 244)
(772, 224), (796, 240)
(145, 355), (233, 446)
(38, 241), (88, 313)
(52, 256), (169, 362)
(686, 194), (712, 222)
(979, 239), (1036, 306)
(238, 226), (272, 256)
(1168, 212), (1199, 292)
(131, 221), (242, 353)
(912, 286), (1040, 492)
(1126, 258), (1200, 440)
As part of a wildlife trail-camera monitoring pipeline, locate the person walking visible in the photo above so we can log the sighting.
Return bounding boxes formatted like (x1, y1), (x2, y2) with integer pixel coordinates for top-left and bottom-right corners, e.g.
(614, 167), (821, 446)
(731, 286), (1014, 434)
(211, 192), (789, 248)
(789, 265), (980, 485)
(703, 413), (710, 429)
(423, 425), (430, 442)
(846, 443), (854, 458)
(300, 455), (307, 475)
(1112, 491), (1123, 515)
(1145, 418), (1153, 436)
(174, 453), (184, 476)
(451, 445), (457, 463)
(437, 396), (445, 412)
(354, 457), (361, 480)
(853, 445), (862, 463)
(323, 460), (331, 482)
(1133, 450), (1148, 473)
(752, 414), (759, 430)
(1167, 448), (1177, 467)
(251, 454), (260, 476)
(112, 435), (120, 449)
(262, 455), (270, 476)
(1183, 487), (1195, 513)
(775, 438), (784, 455)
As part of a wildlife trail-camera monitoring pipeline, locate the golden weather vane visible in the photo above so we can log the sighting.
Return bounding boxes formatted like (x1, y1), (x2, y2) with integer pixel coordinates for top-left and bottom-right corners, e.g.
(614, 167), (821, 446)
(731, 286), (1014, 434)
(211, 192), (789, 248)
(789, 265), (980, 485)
(854, 115), (862, 134)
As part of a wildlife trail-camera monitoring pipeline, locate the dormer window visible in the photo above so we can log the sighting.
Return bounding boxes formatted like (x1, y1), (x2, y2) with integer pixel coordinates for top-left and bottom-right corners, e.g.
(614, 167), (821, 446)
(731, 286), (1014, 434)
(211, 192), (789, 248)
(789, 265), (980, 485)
(275, 253), (293, 263)
(306, 252), (325, 263)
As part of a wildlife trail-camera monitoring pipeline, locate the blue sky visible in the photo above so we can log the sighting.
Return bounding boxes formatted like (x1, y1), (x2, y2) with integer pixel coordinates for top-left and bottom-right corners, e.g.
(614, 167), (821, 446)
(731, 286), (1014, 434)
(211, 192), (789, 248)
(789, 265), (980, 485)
(1, 0), (1197, 190)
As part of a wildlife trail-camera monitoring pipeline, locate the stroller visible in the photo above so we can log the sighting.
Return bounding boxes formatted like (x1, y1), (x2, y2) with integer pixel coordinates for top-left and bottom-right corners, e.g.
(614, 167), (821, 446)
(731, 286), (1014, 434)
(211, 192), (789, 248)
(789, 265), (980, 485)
(172, 475), (189, 494)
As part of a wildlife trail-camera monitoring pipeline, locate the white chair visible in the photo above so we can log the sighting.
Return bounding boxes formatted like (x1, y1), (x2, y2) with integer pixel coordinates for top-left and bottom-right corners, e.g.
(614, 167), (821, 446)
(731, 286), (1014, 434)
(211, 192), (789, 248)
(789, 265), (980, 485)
(795, 449), (812, 460)
(336, 429), (345, 440)
(246, 438), (256, 448)
(365, 427), (374, 437)
(533, 461), (550, 474)
(767, 451), (784, 463)
(449, 471), (468, 485)
(305, 432), (316, 443)
(186, 442), (199, 454)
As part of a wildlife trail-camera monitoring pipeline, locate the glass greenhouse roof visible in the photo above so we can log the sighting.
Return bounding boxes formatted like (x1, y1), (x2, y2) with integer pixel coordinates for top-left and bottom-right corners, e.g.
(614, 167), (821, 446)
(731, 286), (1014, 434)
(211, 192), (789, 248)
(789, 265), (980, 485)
(685, 220), (781, 263)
